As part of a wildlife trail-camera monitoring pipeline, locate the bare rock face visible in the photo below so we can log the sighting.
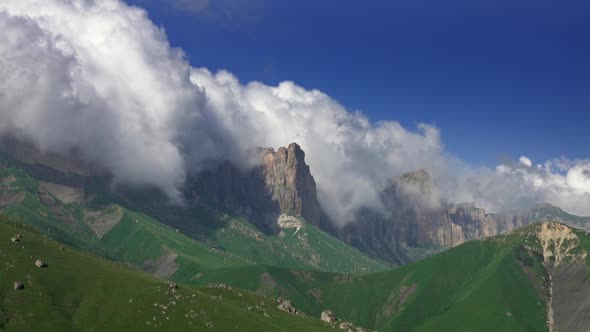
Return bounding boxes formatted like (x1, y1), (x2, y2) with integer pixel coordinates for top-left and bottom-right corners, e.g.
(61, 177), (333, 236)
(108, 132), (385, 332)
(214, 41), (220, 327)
(515, 222), (590, 332)
(338, 169), (453, 264)
(337, 169), (588, 264)
(193, 143), (321, 231)
(261, 143), (321, 226)
(535, 222), (585, 265)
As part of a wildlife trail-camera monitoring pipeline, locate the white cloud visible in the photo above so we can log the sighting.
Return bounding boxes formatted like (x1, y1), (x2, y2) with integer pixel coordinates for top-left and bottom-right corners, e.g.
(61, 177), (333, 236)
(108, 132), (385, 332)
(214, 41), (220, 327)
(519, 155), (532, 167)
(1, 0), (590, 225)
(0, 0), (251, 200)
(448, 158), (590, 216)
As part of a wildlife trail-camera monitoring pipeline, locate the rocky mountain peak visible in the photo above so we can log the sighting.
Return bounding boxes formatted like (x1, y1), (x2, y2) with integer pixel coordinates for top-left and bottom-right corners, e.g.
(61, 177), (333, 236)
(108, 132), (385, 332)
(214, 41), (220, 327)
(261, 143), (320, 226)
(391, 169), (433, 195)
(193, 142), (321, 231)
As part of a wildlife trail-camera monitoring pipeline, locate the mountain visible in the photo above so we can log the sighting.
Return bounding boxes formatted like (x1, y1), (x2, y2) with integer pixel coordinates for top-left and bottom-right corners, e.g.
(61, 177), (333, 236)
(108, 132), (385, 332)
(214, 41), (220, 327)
(338, 169), (590, 264)
(3, 140), (589, 267)
(0, 151), (387, 277)
(0, 215), (334, 331)
(192, 143), (321, 232)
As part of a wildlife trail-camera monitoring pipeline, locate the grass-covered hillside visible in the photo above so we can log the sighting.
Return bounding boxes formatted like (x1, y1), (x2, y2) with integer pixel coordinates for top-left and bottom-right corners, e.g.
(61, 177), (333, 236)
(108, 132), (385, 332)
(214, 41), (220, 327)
(0, 215), (334, 331)
(195, 222), (590, 332)
(189, 229), (545, 331)
(5, 210), (588, 331)
(0, 165), (387, 278)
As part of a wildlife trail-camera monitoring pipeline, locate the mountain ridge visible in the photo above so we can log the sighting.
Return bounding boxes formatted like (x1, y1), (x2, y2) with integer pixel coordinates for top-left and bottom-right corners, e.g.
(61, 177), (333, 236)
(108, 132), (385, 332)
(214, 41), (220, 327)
(2, 140), (590, 266)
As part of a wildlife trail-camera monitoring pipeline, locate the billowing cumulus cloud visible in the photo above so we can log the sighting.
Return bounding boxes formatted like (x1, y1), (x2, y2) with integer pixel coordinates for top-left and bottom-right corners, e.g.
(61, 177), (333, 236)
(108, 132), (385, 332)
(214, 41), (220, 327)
(457, 159), (590, 216)
(1, 0), (590, 224)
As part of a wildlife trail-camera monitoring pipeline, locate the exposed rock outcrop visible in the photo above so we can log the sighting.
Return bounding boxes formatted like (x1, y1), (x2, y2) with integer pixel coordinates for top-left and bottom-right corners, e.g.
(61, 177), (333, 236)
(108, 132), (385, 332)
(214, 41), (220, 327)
(338, 169), (590, 264)
(536, 222), (585, 265)
(192, 143), (321, 232)
(277, 214), (304, 233)
(35, 259), (47, 268)
(14, 281), (24, 291)
(261, 143), (321, 226)
(321, 310), (337, 324)
(276, 298), (300, 315)
(516, 222), (590, 332)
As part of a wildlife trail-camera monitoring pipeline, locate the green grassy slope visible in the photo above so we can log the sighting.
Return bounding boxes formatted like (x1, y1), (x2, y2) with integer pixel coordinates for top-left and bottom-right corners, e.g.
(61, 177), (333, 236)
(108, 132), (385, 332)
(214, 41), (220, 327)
(0, 167), (248, 270)
(0, 166), (387, 278)
(210, 212), (387, 273)
(0, 215), (333, 331)
(190, 229), (552, 331)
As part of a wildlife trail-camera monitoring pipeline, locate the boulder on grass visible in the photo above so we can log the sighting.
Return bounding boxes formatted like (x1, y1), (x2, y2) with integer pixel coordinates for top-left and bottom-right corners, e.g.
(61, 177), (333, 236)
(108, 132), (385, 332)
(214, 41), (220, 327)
(321, 310), (338, 324)
(276, 298), (299, 315)
(35, 260), (48, 268)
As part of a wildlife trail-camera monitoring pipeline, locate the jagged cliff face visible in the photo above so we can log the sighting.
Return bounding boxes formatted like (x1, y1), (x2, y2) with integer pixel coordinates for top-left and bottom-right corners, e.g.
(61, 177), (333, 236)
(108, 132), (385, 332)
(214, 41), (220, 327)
(260, 144), (321, 227)
(338, 169), (590, 264)
(337, 169), (449, 263)
(192, 143), (321, 231)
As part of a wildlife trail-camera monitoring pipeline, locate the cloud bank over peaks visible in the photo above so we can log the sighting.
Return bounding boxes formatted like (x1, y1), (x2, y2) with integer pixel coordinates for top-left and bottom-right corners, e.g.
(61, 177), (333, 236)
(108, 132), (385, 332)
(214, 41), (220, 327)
(448, 157), (590, 217)
(1, 0), (590, 224)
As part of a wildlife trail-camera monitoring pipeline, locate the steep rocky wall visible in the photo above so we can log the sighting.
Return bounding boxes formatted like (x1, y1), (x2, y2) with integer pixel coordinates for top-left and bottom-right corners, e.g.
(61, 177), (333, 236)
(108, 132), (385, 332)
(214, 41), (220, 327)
(192, 143), (321, 231)
(336, 169), (588, 264)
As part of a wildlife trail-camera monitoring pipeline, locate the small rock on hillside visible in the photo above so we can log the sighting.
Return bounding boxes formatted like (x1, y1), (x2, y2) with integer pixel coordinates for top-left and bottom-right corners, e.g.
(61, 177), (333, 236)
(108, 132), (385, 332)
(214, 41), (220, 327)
(276, 298), (300, 315)
(14, 281), (24, 291)
(321, 310), (338, 324)
(35, 260), (48, 268)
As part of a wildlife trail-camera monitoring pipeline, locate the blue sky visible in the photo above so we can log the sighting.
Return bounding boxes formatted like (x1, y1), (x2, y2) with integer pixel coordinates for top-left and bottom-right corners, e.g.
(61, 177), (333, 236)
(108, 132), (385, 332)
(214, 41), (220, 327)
(126, 0), (590, 167)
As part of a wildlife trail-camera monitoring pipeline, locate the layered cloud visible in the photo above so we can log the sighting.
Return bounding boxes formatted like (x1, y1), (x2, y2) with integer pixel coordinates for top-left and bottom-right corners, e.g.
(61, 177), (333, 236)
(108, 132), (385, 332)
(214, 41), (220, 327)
(0, 0), (589, 223)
